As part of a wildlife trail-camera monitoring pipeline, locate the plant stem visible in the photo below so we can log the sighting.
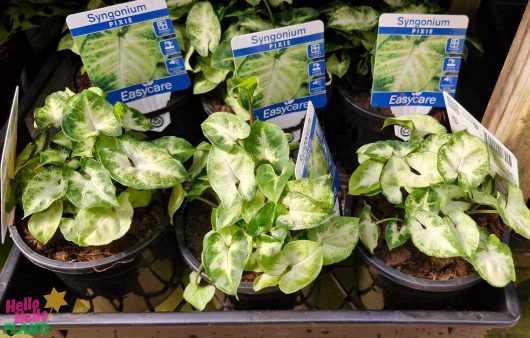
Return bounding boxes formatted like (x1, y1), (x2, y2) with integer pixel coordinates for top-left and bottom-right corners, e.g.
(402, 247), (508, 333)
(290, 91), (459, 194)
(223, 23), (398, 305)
(467, 209), (499, 215)
(247, 93), (255, 124)
(263, 0), (276, 28)
(375, 217), (404, 225)
(196, 197), (218, 208)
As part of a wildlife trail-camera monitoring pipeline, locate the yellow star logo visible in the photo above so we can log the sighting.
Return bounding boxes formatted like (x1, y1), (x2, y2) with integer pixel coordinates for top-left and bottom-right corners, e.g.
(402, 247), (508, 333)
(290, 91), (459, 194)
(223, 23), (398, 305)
(43, 288), (68, 312)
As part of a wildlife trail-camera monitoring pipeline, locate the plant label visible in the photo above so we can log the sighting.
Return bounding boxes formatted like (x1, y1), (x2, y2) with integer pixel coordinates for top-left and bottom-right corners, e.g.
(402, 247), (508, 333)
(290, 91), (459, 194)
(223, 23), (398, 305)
(443, 92), (519, 192)
(231, 21), (326, 142)
(66, 0), (190, 117)
(371, 14), (468, 108)
(1, 87), (19, 243)
(295, 102), (340, 214)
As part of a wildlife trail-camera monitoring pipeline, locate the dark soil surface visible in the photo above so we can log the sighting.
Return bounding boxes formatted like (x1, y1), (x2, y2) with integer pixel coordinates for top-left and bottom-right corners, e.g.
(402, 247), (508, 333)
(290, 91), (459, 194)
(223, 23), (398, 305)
(184, 200), (260, 282)
(75, 67), (92, 92)
(20, 204), (164, 262)
(354, 195), (503, 281)
(201, 91), (233, 114)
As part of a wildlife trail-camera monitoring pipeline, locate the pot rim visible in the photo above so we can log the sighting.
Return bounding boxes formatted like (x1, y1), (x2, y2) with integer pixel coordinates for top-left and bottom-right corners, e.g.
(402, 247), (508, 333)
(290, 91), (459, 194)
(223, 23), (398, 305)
(9, 210), (169, 275)
(356, 244), (482, 292)
(335, 80), (388, 122)
(174, 201), (281, 295)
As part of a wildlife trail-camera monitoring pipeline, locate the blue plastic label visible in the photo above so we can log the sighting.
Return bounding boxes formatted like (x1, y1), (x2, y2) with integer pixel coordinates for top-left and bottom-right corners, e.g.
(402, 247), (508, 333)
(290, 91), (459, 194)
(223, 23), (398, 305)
(231, 21), (326, 142)
(66, 0), (190, 105)
(371, 14), (468, 107)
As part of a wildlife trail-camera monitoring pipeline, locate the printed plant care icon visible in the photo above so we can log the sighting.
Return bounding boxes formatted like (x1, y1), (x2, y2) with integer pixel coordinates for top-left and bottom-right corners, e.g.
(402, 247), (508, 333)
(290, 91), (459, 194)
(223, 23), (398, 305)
(307, 42), (325, 59)
(442, 57), (461, 72)
(446, 38), (464, 53)
(165, 57), (185, 74)
(153, 18), (174, 36)
(160, 38), (180, 55)
(2, 288), (68, 336)
(309, 78), (326, 94)
(308, 61), (326, 77)
(439, 75), (458, 91)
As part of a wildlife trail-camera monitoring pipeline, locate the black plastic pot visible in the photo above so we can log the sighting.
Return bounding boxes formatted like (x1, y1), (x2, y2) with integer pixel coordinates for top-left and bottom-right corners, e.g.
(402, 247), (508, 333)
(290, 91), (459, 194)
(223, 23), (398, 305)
(9, 216), (183, 312)
(350, 193), (511, 311)
(175, 201), (298, 310)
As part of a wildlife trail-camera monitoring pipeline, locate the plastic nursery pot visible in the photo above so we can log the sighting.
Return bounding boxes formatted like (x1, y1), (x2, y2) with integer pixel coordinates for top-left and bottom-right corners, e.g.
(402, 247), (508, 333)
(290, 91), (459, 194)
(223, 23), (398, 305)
(9, 214), (183, 312)
(349, 194), (514, 311)
(355, 245), (483, 311)
(175, 201), (298, 310)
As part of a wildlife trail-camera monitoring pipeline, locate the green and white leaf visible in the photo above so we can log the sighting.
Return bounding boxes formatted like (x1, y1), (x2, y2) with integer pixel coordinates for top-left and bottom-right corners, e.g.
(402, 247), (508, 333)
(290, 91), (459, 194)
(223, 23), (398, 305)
(28, 200), (62, 244)
(256, 162), (294, 203)
(22, 167), (67, 217)
(186, 1), (221, 57)
(253, 273), (282, 292)
(307, 216), (359, 265)
(125, 188), (155, 208)
(247, 201), (275, 236)
(417, 134), (452, 153)
(34, 91), (69, 130)
(437, 131), (490, 190)
(432, 184), (471, 215)
(326, 5), (379, 32)
(51, 130), (73, 149)
(169, 183), (186, 225)
(64, 159), (118, 209)
(242, 190), (265, 223)
(276, 192), (332, 230)
(113, 102), (152, 131)
(150, 136), (195, 162)
(446, 211), (480, 258)
(60, 192), (133, 246)
(207, 145), (256, 207)
(214, 196), (242, 231)
(38, 149), (69, 167)
(326, 52), (351, 78)
(61, 90), (122, 141)
(285, 175), (334, 211)
(100, 136), (188, 189)
(382, 114), (446, 142)
(469, 234), (515, 287)
(359, 205), (379, 254)
(202, 225), (251, 295)
(405, 151), (443, 185)
(244, 120), (289, 172)
(201, 112), (250, 152)
(497, 183), (530, 239)
(380, 156), (410, 204)
(404, 187), (440, 215)
(348, 159), (383, 195)
(183, 271), (215, 311)
(385, 220), (410, 250)
(409, 210), (462, 258)
(188, 142), (211, 179)
(259, 240), (323, 294)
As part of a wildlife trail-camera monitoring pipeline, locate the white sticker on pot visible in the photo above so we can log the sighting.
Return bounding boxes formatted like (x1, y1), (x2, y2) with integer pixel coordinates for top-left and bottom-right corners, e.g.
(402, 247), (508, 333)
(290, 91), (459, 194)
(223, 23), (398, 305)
(231, 20), (326, 142)
(443, 92), (519, 189)
(1, 87), (19, 243)
(66, 0), (190, 105)
(295, 102), (340, 213)
(371, 14), (468, 108)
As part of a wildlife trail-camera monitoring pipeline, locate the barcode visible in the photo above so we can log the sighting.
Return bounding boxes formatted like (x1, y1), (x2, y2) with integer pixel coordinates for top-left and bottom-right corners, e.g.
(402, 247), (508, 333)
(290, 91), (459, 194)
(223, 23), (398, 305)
(483, 132), (512, 167)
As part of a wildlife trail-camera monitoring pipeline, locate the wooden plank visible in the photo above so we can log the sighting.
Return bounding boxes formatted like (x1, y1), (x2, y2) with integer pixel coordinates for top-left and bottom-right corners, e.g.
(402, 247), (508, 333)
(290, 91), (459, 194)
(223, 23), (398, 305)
(483, 3), (530, 200)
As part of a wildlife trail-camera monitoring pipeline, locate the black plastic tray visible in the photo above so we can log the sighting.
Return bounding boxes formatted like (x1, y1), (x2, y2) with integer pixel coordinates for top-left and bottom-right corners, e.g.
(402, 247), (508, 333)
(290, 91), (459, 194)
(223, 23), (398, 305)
(0, 52), (522, 337)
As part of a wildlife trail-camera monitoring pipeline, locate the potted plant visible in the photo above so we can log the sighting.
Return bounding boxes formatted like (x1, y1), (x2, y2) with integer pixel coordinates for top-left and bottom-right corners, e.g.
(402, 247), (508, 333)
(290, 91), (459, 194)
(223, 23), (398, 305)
(7, 87), (193, 311)
(175, 97), (359, 310)
(321, 0), (451, 172)
(348, 114), (530, 309)
(181, 0), (328, 137)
